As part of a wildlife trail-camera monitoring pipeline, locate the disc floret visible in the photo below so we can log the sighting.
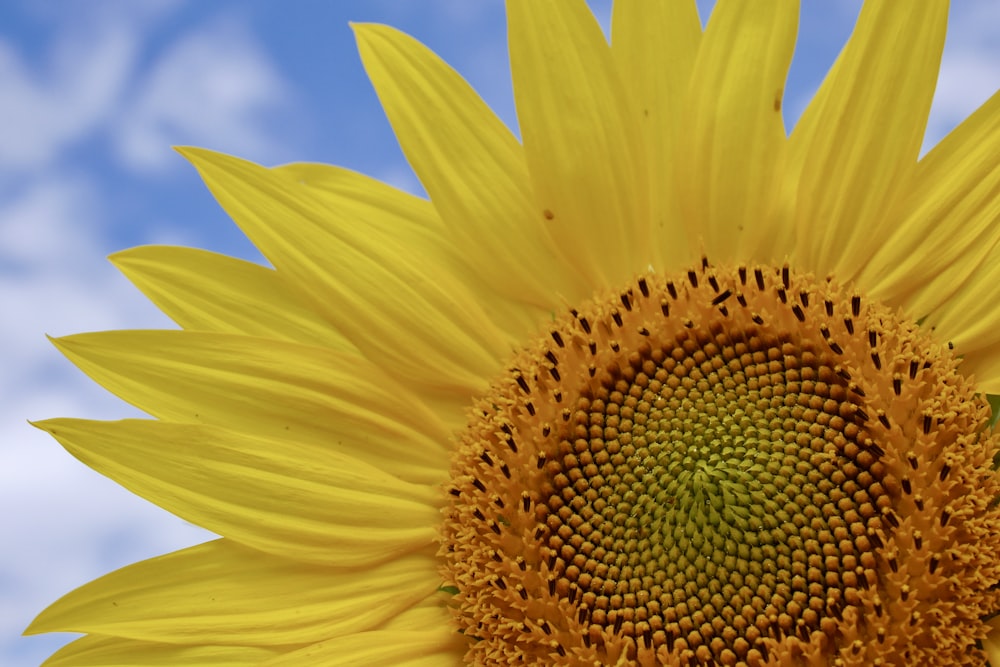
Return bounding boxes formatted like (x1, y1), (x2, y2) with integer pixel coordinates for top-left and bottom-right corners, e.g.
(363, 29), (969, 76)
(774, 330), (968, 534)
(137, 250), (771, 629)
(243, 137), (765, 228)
(442, 263), (1000, 666)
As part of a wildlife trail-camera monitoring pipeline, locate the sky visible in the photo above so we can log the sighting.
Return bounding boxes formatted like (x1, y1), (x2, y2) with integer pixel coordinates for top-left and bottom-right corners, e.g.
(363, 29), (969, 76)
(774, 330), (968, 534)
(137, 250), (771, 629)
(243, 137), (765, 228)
(1, 1), (997, 665)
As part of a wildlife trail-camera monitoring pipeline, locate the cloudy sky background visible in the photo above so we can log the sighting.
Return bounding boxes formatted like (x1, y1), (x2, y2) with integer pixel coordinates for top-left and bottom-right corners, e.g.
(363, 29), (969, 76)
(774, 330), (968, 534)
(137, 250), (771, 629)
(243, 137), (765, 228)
(1, 1), (997, 664)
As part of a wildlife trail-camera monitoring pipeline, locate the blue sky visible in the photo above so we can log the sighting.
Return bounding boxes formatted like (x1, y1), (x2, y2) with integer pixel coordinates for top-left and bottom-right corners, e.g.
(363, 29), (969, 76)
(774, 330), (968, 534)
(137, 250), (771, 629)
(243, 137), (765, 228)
(1, 1), (997, 664)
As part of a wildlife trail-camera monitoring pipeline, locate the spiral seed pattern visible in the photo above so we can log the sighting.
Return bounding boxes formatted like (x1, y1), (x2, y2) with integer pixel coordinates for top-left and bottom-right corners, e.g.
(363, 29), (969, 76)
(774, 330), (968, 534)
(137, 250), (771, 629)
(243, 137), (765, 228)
(441, 263), (1000, 666)
(544, 330), (884, 663)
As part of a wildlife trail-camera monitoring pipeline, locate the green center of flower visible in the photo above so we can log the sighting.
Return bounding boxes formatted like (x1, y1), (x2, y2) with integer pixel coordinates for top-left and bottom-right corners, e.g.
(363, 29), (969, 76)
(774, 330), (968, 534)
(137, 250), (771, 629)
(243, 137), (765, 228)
(544, 328), (884, 659)
(441, 263), (1000, 666)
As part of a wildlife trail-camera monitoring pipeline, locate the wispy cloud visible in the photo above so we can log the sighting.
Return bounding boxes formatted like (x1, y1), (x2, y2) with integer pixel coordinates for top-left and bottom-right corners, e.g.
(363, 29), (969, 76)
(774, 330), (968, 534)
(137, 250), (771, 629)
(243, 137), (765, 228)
(1, 2), (298, 662)
(114, 17), (294, 172)
(0, 1), (295, 176)
(0, 21), (135, 173)
(0, 173), (211, 664)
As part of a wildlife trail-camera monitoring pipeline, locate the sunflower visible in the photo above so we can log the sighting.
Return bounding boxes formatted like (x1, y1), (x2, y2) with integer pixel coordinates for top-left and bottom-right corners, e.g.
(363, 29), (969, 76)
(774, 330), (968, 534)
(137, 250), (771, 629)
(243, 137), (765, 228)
(27, 1), (1000, 665)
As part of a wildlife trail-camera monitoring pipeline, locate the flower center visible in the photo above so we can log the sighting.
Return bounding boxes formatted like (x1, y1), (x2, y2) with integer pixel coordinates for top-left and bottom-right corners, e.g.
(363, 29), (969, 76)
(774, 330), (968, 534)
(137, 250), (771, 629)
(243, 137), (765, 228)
(544, 331), (882, 659)
(440, 263), (1000, 666)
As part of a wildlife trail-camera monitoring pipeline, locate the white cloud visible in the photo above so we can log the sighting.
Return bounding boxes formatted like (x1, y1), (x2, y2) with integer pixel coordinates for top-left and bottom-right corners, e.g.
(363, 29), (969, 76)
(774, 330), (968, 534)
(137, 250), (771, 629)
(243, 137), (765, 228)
(0, 1), (296, 176)
(2, 404), (212, 664)
(0, 178), (103, 269)
(0, 3), (301, 663)
(0, 175), (210, 664)
(114, 18), (294, 171)
(0, 22), (136, 172)
(2, 178), (116, 385)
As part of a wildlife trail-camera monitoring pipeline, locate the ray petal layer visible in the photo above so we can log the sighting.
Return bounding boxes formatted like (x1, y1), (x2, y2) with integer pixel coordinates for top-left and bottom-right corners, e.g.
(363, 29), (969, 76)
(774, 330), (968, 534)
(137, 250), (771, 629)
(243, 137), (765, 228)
(862, 90), (1000, 318)
(675, 0), (798, 263)
(611, 0), (702, 269)
(508, 0), (648, 292)
(262, 628), (462, 667)
(111, 246), (351, 351)
(28, 539), (437, 645)
(180, 148), (506, 396)
(790, 0), (949, 279)
(51, 330), (450, 483)
(36, 419), (439, 567)
(276, 161), (546, 342)
(42, 635), (282, 667)
(354, 23), (575, 308)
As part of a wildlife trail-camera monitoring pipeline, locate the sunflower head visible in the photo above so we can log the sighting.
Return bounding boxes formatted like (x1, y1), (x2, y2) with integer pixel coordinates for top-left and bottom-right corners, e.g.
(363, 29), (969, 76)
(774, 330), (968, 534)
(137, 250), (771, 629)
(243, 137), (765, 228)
(443, 263), (1000, 664)
(24, 1), (1000, 666)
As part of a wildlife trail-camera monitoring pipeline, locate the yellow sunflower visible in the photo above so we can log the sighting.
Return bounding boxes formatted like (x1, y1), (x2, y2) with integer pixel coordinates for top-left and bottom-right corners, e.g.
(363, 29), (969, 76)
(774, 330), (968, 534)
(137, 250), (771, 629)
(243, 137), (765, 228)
(27, 1), (1000, 665)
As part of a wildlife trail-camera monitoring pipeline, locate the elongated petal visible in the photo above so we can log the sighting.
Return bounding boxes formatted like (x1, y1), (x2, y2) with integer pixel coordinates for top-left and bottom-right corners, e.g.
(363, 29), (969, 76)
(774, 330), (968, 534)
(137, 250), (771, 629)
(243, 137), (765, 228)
(51, 330), (449, 484)
(42, 635), (281, 667)
(274, 161), (547, 344)
(862, 90), (1000, 315)
(179, 148), (507, 397)
(674, 0), (797, 263)
(984, 614), (1000, 665)
(111, 246), (351, 351)
(262, 627), (462, 666)
(918, 249), (1000, 393)
(611, 0), (702, 269)
(508, 0), (648, 291)
(382, 599), (454, 632)
(261, 601), (460, 665)
(963, 346), (1000, 396)
(354, 24), (576, 308)
(790, 1), (949, 279)
(28, 539), (437, 645)
(36, 419), (439, 567)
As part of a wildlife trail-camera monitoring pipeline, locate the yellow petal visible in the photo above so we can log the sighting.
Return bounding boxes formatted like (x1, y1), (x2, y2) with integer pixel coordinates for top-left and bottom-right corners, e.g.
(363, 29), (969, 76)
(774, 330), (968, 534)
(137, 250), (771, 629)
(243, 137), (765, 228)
(611, 0), (702, 269)
(179, 147), (507, 397)
(259, 599), (460, 665)
(862, 90), (1000, 315)
(507, 0), (648, 291)
(51, 330), (449, 484)
(674, 0), (797, 263)
(382, 599), (454, 632)
(42, 635), (281, 667)
(789, 0), (949, 279)
(985, 610), (1000, 666)
(261, 626), (462, 666)
(353, 23), (576, 309)
(921, 250), (1000, 393)
(28, 539), (437, 645)
(36, 419), (440, 567)
(963, 346), (1000, 396)
(111, 246), (351, 351)
(275, 160), (547, 344)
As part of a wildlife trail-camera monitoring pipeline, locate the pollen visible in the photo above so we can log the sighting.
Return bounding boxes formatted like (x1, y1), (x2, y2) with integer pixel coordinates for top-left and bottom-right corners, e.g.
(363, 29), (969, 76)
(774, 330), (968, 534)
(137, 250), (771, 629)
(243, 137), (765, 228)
(440, 263), (1000, 666)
